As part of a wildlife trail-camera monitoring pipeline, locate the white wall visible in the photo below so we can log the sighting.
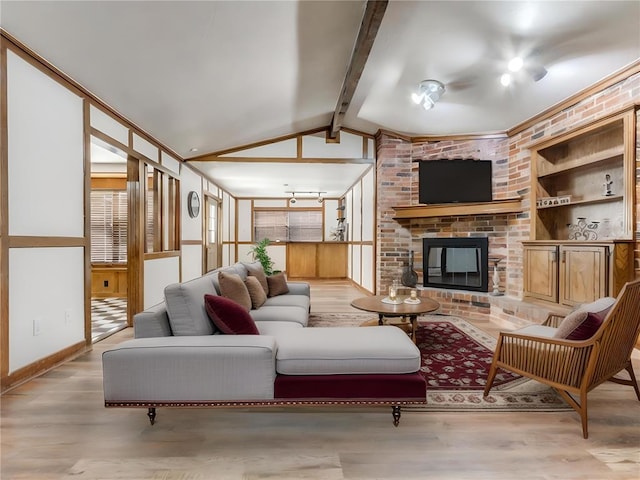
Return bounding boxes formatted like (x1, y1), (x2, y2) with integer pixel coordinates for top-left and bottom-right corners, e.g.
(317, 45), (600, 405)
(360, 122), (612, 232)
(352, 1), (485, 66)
(343, 167), (376, 293)
(181, 244), (203, 283)
(9, 248), (85, 372)
(144, 257), (180, 309)
(6, 51), (85, 373)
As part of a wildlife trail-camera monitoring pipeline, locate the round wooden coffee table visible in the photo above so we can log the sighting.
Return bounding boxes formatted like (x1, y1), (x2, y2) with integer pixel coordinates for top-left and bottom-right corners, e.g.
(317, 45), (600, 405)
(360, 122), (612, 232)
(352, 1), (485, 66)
(351, 295), (440, 343)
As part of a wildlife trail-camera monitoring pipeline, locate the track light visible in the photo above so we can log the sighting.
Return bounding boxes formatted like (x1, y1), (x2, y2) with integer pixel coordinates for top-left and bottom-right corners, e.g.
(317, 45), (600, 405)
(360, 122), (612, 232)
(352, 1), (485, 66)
(285, 190), (326, 203)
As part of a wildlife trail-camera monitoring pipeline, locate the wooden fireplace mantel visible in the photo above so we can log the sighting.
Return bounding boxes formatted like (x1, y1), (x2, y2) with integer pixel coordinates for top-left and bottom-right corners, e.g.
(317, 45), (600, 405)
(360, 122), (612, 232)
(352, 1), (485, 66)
(392, 198), (523, 219)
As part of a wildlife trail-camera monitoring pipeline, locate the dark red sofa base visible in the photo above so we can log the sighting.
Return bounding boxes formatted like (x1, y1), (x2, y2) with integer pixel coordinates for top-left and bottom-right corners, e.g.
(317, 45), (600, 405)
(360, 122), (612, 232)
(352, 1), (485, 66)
(274, 372), (427, 400)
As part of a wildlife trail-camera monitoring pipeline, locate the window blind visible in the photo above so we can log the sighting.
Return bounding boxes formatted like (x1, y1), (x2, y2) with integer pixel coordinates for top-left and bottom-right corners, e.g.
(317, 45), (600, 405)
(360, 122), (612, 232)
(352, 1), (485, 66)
(254, 210), (322, 242)
(90, 191), (127, 263)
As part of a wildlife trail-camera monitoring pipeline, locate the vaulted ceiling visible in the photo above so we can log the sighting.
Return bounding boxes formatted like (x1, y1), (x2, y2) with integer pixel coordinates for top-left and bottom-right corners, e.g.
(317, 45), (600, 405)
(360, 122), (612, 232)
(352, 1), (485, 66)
(2, 1), (639, 197)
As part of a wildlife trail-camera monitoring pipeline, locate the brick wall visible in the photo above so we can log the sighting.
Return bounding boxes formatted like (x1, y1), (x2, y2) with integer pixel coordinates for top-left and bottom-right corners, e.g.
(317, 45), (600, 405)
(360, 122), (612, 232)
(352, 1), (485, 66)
(376, 71), (640, 315)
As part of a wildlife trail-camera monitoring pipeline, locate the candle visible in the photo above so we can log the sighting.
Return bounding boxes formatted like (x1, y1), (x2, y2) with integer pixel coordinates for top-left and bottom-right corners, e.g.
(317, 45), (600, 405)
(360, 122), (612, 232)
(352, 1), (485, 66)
(389, 285), (397, 301)
(410, 289), (417, 300)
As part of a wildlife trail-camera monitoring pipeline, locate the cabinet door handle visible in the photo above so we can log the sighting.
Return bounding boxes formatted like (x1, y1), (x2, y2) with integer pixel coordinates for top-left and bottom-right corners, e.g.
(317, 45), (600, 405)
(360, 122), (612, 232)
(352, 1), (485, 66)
(561, 250), (566, 263)
(551, 251), (557, 262)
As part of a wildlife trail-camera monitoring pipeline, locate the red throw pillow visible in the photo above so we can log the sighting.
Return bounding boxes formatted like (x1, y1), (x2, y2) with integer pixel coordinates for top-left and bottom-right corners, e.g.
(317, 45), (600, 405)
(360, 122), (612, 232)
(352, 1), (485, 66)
(204, 294), (259, 335)
(565, 312), (605, 340)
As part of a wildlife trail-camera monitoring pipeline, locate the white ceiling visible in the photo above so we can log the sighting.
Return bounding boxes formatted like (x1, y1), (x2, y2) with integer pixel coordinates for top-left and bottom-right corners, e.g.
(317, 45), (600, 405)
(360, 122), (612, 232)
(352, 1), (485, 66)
(2, 1), (639, 198)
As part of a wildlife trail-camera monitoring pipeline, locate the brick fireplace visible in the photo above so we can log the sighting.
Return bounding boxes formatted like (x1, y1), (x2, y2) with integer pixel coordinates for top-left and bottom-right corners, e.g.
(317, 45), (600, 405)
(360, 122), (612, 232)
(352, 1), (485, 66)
(374, 70), (640, 324)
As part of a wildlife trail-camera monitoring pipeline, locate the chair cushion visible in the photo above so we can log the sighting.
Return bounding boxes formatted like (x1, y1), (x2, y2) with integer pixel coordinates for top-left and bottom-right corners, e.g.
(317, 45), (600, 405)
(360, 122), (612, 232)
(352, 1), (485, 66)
(218, 271), (252, 311)
(245, 276), (267, 309)
(554, 312), (605, 340)
(244, 261), (269, 296)
(204, 294), (259, 335)
(267, 272), (289, 297)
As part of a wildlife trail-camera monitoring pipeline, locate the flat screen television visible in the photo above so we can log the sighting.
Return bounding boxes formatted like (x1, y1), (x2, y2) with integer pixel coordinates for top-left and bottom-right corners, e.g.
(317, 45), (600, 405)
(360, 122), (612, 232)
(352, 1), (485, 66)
(419, 159), (492, 204)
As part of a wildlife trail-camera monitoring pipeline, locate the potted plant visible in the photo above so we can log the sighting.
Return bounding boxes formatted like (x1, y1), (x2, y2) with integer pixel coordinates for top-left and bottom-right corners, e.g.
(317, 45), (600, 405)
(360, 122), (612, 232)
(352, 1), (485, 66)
(248, 238), (275, 275)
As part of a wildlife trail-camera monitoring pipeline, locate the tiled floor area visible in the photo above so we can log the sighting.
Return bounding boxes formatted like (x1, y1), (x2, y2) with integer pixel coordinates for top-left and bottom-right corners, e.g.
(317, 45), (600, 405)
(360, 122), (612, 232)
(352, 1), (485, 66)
(91, 297), (127, 343)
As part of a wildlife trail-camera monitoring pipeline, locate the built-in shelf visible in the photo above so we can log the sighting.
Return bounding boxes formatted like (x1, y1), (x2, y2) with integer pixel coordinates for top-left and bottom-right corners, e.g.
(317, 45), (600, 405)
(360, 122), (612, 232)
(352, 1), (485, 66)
(536, 194), (623, 210)
(537, 146), (624, 178)
(393, 198), (522, 219)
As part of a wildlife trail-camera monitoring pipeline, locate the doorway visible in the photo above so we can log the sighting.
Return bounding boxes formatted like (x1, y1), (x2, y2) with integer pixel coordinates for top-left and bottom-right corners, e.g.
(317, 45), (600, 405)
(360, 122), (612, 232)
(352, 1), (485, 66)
(89, 136), (128, 342)
(205, 195), (222, 272)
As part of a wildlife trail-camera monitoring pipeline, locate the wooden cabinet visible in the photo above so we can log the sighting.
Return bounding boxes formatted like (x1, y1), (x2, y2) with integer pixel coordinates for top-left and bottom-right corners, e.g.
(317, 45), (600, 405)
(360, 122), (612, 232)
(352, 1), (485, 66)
(524, 108), (635, 307)
(287, 242), (348, 279)
(523, 244), (558, 303)
(559, 245), (607, 306)
(523, 241), (633, 307)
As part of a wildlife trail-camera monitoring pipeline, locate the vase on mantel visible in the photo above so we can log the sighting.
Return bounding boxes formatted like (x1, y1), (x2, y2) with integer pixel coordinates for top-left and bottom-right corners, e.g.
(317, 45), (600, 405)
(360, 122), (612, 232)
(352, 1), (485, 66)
(401, 250), (418, 288)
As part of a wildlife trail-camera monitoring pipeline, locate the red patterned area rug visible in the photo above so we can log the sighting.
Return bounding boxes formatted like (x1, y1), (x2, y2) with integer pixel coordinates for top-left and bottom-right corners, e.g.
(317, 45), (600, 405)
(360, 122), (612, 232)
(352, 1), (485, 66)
(308, 312), (571, 411)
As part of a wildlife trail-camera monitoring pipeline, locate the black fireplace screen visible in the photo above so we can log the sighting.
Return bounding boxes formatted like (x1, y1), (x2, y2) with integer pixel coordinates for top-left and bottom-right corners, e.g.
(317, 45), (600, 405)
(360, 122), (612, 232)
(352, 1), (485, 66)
(422, 237), (489, 292)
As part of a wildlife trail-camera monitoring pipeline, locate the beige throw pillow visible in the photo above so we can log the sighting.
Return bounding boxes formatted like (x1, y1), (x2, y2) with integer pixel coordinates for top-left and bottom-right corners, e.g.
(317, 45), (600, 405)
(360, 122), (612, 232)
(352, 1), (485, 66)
(218, 271), (252, 311)
(553, 310), (589, 339)
(244, 276), (267, 309)
(244, 262), (269, 296)
(267, 272), (289, 297)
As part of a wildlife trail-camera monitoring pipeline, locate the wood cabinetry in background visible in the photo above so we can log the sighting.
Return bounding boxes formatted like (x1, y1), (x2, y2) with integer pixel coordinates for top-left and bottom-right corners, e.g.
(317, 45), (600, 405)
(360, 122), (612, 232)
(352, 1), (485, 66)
(524, 108), (635, 307)
(287, 242), (348, 279)
(91, 266), (128, 298)
(523, 241), (633, 307)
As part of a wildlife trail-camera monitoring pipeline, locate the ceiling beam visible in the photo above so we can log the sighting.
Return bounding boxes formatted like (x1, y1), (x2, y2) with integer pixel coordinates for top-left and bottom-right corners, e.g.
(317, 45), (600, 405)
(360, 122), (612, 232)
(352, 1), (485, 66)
(329, 0), (388, 139)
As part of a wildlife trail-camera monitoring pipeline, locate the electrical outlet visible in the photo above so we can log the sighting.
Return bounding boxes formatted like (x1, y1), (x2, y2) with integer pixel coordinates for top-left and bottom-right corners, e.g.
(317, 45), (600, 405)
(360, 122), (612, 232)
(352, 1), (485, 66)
(33, 318), (41, 336)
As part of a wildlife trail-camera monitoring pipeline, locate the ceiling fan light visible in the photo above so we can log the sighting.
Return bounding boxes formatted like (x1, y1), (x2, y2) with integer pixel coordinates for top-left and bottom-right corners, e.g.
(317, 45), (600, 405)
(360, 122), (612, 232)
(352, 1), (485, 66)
(508, 57), (523, 72)
(500, 73), (511, 86)
(413, 79), (445, 110)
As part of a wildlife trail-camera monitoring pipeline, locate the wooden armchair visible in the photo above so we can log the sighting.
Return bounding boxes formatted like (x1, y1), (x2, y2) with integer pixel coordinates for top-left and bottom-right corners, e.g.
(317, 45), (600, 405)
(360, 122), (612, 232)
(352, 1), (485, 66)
(484, 279), (640, 438)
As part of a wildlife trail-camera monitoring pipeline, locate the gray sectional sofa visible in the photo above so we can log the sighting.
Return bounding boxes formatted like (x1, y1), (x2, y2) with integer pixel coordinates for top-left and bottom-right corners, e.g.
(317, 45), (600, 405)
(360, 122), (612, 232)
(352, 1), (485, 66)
(102, 262), (427, 426)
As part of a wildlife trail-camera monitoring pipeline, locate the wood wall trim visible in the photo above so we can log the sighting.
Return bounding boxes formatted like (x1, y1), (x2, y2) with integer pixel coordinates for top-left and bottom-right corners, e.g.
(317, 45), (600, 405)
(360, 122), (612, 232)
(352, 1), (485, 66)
(83, 98), (92, 347)
(0, 39), (9, 380)
(191, 156), (374, 164)
(411, 132), (509, 142)
(144, 251), (180, 260)
(190, 126), (376, 161)
(8, 237), (88, 248)
(181, 240), (203, 246)
(376, 129), (412, 142)
(0, 341), (88, 393)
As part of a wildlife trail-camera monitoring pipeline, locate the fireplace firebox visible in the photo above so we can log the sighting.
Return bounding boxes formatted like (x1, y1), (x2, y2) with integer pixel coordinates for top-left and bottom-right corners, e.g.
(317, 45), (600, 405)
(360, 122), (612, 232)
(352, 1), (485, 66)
(422, 237), (489, 292)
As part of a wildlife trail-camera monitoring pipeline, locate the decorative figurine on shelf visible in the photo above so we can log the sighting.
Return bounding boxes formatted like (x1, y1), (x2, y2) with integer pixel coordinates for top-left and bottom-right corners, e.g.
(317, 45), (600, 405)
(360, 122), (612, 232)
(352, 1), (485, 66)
(567, 217), (599, 240)
(401, 250), (418, 287)
(603, 174), (613, 196)
(331, 218), (346, 242)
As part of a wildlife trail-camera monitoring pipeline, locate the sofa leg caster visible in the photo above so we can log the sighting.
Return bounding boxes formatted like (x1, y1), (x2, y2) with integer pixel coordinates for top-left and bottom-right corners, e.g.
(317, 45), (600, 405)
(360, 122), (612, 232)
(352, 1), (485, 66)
(392, 406), (401, 426)
(147, 408), (156, 425)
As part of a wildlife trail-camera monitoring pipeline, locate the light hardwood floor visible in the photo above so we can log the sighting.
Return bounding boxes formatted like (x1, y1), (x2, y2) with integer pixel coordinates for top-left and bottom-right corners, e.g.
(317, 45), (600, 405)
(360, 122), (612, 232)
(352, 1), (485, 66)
(1, 280), (639, 479)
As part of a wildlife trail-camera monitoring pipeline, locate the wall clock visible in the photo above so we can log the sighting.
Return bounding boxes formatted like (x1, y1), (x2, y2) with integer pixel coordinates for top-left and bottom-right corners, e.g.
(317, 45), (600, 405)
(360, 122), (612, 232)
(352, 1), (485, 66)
(187, 191), (200, 218)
